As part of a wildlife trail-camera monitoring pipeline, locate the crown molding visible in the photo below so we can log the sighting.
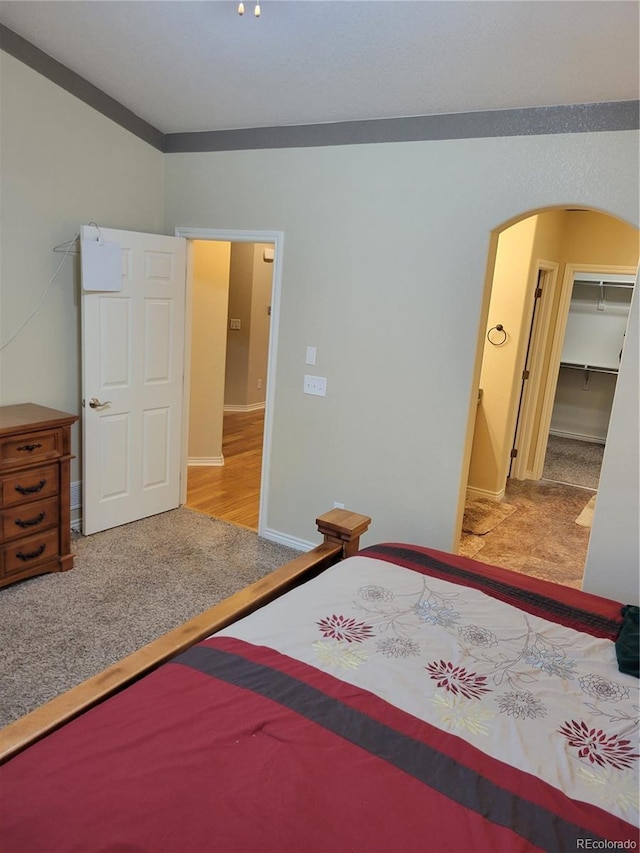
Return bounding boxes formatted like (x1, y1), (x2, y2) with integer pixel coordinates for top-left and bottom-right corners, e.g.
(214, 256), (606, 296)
(0, 24), (165, 151)
(2, 24), (638, 154)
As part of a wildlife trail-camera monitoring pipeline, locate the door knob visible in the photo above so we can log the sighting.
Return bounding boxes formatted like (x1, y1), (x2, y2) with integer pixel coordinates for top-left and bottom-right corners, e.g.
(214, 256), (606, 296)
(89, 397), (111, 409)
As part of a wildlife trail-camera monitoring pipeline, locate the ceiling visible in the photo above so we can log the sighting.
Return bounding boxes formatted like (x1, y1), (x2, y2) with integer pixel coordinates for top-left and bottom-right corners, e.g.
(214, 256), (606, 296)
(1, 1), (638, 135)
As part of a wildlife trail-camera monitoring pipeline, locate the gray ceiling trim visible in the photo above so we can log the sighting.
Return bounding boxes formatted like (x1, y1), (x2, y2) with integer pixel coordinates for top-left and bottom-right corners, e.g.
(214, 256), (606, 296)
(164, 101), (640, 153)
(0, 24), (165, 151)
(2, 24), (637, 155)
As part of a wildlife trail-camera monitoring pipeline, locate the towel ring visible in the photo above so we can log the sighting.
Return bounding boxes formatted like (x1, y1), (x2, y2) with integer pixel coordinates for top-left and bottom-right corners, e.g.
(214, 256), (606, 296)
(487, 324), (507, 346)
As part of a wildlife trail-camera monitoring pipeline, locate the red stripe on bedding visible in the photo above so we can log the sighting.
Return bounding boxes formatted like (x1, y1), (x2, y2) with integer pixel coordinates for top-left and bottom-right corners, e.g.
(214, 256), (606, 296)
(1, 648), (539, 853)
(202, 635), (638, 845)
(360, 543), (624, 639)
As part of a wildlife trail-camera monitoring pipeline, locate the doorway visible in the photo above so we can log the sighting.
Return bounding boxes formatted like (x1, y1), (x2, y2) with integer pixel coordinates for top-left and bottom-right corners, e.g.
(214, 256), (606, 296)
(175, 228), (284, 536)
(186, 240), (273, 530)
(459, 209), (639, 585)
(540, 268), (636, 491)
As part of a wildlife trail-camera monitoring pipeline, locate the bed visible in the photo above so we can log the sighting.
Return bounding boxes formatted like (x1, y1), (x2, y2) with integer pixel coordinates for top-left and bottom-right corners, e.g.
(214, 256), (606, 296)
(0, 509), (638, 852)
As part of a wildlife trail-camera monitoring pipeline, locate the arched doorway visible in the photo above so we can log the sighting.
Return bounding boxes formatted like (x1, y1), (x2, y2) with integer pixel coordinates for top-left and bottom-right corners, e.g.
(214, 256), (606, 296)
(458, 208), (639, 587)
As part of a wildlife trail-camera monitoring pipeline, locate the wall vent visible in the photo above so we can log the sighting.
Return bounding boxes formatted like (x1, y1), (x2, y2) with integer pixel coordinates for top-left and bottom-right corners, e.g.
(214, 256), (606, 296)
(70, 480), (82, 511)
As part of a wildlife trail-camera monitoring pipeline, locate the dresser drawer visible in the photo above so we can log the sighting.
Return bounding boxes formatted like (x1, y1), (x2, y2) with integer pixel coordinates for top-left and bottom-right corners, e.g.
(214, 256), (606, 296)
(0, 428), (62, 470)
(1, 464), (59, 508)
(1, 528), (60, 579)
(2, 496), (59, 542)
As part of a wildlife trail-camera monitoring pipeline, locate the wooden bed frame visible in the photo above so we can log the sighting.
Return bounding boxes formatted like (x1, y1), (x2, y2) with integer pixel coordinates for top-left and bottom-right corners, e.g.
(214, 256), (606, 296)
(0, 508), (371, 765)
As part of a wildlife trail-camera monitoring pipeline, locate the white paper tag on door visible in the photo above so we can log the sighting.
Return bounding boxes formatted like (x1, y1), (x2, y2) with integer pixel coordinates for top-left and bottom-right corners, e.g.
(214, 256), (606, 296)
(81, 239), (122, 291)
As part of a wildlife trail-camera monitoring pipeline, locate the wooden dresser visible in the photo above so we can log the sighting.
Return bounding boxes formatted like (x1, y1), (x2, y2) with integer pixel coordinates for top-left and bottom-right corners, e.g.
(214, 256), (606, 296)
(0, 404), (78, 589)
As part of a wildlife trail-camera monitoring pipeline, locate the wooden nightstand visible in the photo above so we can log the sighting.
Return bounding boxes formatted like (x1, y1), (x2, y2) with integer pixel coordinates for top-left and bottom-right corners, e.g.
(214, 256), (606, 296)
(0, 404), (78, 588)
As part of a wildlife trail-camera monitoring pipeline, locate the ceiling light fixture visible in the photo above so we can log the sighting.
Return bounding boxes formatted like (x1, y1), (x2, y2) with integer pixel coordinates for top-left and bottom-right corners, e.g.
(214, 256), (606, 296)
(237, 1), (261, 16)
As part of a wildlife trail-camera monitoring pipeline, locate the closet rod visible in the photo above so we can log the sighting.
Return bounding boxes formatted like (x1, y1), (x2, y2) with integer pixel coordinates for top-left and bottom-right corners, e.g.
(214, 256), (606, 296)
(574, 281), (634, 290)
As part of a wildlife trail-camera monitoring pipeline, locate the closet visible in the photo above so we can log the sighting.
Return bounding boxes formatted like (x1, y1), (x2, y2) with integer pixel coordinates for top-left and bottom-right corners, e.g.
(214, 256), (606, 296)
(550, 273), (635, 442)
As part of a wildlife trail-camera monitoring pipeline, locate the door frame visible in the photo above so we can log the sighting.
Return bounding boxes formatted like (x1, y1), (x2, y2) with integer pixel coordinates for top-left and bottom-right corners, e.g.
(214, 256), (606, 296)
(510, 260), (559, 480)
(175, 227), (285, 538)
(528, 262), (637, 480)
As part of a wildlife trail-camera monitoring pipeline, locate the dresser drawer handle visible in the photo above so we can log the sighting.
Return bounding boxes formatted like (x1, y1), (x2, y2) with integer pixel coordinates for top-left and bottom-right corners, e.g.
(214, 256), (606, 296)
(15, 479), (46, 495)
(15, 511), (46, 529)
(16, 443), (43, 452)
(16, 544), (46, 562)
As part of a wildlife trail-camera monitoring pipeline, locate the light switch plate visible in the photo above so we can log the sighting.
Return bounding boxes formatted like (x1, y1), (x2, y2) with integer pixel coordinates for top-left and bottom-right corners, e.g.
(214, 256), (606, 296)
(306, 346), (317, 365)
(229, 318), (241, 330)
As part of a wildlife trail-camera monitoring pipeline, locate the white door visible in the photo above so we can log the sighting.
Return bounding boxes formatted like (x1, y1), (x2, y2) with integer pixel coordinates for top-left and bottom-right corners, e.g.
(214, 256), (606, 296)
(81, 225), (187, 535)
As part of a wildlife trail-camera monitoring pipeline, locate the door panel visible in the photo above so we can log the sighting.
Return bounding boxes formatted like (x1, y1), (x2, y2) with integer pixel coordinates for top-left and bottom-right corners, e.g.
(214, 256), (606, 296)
(144, 300), (172, 382)
(99, 413), (129, 500)
(142, 407), (170, 488)
(82, 225), (186, 535)
(100, 297), (131, 386)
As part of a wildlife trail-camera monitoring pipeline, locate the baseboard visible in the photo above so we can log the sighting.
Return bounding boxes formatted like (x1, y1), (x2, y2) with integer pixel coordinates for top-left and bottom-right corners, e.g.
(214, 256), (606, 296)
(260, 527), (311, 552)
(549, 429), (606, 445)
(466, 485), (506, 502)
(188, 456), (224, 467)
(224, 403), (265, 413)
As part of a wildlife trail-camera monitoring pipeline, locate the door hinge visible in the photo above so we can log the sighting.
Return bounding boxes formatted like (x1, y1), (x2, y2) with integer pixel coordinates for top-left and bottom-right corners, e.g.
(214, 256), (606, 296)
(522, 369), (530, 380)
(535, 287), (543, 299)
(510, 448), (518, 458)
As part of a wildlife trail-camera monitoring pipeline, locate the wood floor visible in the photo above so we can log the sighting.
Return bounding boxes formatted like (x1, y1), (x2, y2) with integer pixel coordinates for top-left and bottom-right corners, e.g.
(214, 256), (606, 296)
(186, 409), (264, 530)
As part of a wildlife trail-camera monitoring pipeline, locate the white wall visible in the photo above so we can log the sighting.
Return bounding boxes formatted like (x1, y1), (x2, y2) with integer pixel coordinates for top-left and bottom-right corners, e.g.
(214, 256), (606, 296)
(164, 131), (639, 602)
(0, 53), (165, 488)
(583, 287), (639, 603)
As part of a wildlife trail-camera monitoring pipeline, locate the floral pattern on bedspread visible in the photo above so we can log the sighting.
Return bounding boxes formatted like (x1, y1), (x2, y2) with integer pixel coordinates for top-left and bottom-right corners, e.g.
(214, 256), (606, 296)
(217, 554), (639, 825)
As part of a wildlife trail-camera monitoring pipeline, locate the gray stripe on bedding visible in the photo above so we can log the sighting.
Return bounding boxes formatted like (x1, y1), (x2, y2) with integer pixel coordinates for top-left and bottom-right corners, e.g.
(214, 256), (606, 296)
(173, 643), (602, 851)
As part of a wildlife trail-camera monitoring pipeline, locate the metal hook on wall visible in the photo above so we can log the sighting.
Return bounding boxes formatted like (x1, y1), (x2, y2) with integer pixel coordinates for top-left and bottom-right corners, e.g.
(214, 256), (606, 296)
(487, 324), (508, 346)
(53, 222), (102, 255)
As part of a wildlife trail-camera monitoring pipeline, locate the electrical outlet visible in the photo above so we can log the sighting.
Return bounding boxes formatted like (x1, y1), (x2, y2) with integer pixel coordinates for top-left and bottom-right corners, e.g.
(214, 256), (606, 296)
(333, 501), (345, 509)
(229, 318), (241, 330)
(303, 375), (327, 396)
(257, 379), (262, 390)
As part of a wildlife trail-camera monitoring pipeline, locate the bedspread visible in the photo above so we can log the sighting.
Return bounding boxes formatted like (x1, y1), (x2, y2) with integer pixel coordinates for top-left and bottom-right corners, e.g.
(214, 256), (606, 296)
(1, 544), (638, 853)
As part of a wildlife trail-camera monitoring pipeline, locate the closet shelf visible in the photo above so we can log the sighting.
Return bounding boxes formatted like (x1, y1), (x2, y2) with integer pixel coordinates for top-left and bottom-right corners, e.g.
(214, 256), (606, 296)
(560, 361), (618, 376)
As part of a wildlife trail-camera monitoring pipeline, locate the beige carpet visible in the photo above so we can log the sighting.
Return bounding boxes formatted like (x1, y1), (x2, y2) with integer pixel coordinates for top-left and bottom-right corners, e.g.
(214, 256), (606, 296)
(575, 495), (596, 528)
(462, 496), (517, 535)
(543, 436), (603, 489)
(0, 507), (300, 728)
